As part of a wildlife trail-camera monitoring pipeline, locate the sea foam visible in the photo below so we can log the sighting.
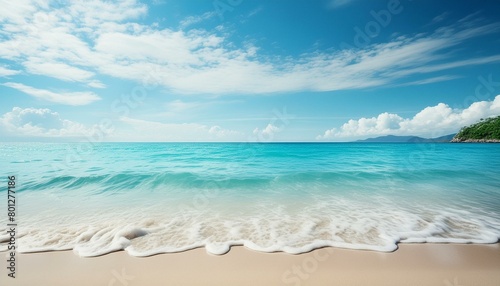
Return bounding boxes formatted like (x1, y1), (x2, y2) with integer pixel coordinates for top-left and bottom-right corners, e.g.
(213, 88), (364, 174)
(0, 142), (499, 256)
(1, 194), (499, 257)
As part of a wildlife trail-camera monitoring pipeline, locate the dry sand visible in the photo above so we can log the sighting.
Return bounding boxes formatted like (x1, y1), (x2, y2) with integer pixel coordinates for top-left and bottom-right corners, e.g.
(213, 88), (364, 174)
(1, 244), (499, 286)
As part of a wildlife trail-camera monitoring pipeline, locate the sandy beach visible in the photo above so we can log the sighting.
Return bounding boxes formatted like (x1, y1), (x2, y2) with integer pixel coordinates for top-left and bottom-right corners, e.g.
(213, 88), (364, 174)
(1, 243), (499, 286)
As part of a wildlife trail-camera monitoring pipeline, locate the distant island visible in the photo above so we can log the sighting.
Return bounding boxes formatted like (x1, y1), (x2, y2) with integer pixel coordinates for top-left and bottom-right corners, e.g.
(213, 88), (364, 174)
(354, 116), (500, 143)
(451, 115), (500, 143)
(355, 134), (455, 143)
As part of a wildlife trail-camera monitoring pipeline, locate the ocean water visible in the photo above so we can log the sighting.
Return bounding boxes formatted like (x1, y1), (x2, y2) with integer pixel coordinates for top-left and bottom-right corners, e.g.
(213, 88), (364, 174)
(1, 142), (499, 256)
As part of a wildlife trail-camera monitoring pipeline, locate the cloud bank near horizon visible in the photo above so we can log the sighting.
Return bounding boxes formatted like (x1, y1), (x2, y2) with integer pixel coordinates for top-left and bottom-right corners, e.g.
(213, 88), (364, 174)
(2, 95), (499, 141)
(317, 95), (500, 140)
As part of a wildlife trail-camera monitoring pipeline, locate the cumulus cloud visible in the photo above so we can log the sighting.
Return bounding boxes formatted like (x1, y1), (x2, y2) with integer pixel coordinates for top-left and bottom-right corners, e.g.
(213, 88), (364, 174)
(0, 108), (245, 141)
(0, 1), (499, 95)
(208, 125), (242, 139)
(3, 82), (101, 105)
(0, 107), (93, 138)
(253, 124), (282, 140)
(317, 95), (500, 140)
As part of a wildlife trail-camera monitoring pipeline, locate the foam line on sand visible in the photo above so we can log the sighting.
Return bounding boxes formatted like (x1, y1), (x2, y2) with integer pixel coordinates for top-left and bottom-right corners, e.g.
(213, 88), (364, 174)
(1, 243), (500, 286)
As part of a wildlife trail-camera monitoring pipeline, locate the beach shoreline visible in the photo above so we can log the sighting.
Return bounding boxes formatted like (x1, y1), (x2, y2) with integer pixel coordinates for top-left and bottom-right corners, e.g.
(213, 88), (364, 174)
(1, 243), (499, 286)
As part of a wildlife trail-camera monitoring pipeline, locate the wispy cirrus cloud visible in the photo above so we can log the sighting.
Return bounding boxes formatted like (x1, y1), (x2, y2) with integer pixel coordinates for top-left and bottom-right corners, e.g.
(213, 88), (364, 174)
(328, 0), (357, 9)
(24, 59), (104, 87)
(0, 0), (499, 96)
(0, 65), (20, 77)
(179, 11), (216, 28)
(166, 100), (203, 112)
(395, 75), (462, 86)
(3, 82), (101, 105)
(429, 11), (452, 25)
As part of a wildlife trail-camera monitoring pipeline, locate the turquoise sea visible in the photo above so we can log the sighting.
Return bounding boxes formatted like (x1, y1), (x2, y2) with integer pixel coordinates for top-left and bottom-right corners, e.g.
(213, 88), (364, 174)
(1, 143), (499, 256)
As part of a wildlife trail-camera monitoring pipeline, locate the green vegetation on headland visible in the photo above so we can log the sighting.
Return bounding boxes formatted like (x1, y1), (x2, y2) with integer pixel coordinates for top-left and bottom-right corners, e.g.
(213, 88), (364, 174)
(451, 116), (500, 143)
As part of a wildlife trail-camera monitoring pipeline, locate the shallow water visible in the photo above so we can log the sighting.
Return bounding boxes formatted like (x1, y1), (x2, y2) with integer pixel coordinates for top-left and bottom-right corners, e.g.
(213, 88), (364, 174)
(1, 142), (499, 256)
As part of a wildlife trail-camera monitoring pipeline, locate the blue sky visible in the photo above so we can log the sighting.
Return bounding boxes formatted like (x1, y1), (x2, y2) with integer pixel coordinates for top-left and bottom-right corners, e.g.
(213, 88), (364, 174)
(1, 0), (500, 142)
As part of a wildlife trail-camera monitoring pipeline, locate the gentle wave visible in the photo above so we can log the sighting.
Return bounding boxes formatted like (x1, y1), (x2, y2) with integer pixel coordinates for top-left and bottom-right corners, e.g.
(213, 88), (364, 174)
(1, 143), (499, 256)
(14, 169), (494, 193)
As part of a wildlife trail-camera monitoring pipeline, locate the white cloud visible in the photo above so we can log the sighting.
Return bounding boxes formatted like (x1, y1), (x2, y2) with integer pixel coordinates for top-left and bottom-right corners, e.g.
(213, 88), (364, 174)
(0, 107), (245, 141)
(0, 0), (145, 86)
(317, 95), (500, 141)
(388, 55), (500, 78)
(328, 0), (357, 9)
(66, 0), (147, 27)
(166, 100), (202, 112)
(111, 117), (244, 142)
(397, 75), (462, 86)
(87, 80), (106, 88)
(3, 82), (101, 105)
(0, 107), (92, 138)
(0, 2), (499, 95)
(0, 0), (47, 26)
(0, 66), (20, 77)
(180, 12), (216, 28)
(430, 12), (451, 25)
(208, 125), (241, 139)
(253, 124), (282, 138)
(24, 60), (95, 82)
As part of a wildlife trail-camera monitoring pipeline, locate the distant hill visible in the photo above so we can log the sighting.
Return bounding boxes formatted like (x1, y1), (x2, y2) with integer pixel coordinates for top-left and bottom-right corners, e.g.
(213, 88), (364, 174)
(451, 116), (500, 143)
(356, 134), (456, 143)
